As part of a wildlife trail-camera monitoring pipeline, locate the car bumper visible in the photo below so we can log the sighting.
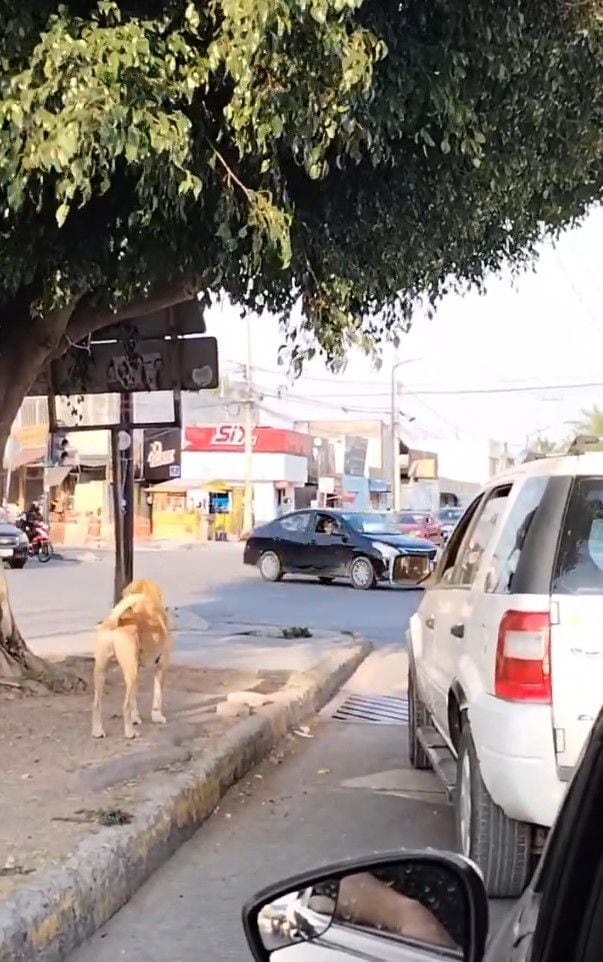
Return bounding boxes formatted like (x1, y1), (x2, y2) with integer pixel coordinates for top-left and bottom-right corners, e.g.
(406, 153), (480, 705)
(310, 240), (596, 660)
(0, 545), (27, 560)
(382, 554), (435, 585)
(469, 692), (565, 827)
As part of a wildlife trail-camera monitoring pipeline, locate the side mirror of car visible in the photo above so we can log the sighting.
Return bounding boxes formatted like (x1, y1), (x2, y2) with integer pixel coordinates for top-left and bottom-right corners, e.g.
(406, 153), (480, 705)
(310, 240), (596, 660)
(242, 850), (488, 962)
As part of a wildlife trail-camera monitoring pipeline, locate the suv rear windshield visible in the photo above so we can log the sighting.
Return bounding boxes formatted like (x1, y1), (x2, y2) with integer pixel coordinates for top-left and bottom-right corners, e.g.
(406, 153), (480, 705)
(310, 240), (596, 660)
(553, 477), (603, 595)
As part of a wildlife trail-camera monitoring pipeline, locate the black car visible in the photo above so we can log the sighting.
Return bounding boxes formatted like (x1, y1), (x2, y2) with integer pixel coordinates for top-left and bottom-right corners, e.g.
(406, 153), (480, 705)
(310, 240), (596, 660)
(0, 521), (29, 568)
(243, 510), (437, 590)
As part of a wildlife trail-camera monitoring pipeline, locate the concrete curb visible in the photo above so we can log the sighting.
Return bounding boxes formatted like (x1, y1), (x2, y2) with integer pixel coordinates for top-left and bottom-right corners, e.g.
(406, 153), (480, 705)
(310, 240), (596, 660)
(0, 641), (371, 962)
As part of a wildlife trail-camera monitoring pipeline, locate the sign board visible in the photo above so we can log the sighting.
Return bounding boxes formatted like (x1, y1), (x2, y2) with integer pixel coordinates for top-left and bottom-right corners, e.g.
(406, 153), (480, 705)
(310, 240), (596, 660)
(185, 425), (312, 457)
(30, 336), (219, 397)
(408, 449), (438, 479)
(93, 301), (206, 343)
(343, 435), (368, 476)
(143, 427), (181, 483)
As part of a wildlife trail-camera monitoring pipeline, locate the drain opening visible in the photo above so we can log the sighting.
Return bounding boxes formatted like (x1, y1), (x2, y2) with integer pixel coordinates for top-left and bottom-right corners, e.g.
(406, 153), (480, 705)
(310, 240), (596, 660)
(333, 694), (409, 725)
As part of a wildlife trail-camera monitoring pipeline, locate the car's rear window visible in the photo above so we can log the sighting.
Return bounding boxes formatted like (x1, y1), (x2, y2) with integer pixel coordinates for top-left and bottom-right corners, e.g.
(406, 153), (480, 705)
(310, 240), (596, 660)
(553, 477), (603, 595)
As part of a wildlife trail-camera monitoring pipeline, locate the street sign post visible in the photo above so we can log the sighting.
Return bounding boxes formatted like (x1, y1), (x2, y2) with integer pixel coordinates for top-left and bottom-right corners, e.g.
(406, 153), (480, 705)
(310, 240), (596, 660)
(29, 298), (218, 600)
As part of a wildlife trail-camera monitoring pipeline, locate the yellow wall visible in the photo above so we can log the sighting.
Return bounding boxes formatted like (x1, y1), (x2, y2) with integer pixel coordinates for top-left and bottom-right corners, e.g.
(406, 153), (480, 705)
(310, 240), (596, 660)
(152, 510), (201, 540)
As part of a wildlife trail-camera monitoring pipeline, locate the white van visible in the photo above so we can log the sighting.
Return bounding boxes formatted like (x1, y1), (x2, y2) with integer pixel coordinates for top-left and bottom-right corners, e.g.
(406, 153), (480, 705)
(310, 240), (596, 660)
(407, 444), (603, 896)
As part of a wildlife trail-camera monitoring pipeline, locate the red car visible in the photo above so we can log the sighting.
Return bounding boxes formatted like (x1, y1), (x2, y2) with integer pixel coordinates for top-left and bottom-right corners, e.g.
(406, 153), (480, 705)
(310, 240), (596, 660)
(392, 509), (443, 545)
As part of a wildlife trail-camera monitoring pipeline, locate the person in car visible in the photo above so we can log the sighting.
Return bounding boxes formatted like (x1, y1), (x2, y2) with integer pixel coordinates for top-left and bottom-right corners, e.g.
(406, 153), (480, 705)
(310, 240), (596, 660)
(306, 872), (456, 949)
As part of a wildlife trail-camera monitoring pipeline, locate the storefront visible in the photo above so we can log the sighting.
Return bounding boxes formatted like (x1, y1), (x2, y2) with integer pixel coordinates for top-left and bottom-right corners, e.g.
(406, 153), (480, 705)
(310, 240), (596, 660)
(182, 424), (310, 534)
(138, 427), (185, 539)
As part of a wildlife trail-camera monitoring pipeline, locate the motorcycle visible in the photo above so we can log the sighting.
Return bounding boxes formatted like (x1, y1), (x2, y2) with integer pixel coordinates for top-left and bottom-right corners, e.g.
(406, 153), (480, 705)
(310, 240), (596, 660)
(16, 515), (54, 563)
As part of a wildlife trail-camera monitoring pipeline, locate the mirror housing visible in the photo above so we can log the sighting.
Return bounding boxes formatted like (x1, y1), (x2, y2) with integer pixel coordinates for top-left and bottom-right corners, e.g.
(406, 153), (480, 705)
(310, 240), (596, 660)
(242, 850), (488, 962)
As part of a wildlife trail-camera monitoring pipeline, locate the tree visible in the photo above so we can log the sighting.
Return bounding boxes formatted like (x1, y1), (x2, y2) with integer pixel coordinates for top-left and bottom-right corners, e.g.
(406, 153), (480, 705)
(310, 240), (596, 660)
(577, 405), (603, 437)
(0, 0), (601, 682)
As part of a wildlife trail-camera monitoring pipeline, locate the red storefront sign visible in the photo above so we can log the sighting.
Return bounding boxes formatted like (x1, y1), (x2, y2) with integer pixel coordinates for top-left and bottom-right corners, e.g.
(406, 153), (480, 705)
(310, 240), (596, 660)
(184, 425), (312, 457)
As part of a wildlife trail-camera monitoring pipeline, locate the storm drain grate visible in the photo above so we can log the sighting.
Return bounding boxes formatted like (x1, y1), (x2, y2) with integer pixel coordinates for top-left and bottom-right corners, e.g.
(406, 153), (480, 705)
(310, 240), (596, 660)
(332, 694), (409, 726)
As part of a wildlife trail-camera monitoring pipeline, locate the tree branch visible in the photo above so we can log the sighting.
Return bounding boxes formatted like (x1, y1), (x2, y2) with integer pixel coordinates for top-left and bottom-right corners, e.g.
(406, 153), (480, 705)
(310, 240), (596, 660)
(56, 274), (205, 357)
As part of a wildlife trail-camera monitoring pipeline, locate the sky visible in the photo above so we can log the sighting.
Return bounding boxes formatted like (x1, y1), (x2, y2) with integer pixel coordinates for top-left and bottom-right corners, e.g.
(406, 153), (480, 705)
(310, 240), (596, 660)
(203, 205), (603, 448)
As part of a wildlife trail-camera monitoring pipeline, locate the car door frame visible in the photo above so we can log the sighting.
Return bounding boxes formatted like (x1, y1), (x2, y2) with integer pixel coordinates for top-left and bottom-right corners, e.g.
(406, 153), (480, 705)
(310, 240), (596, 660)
(276, 511), (314, 572)
(309, 511), (352, 576)
(415, 495), (485, 724)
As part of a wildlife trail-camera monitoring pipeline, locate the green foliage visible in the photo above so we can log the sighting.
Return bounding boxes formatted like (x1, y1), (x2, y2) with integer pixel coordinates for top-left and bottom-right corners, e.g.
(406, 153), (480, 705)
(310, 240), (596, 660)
(0, 0), (601, 366)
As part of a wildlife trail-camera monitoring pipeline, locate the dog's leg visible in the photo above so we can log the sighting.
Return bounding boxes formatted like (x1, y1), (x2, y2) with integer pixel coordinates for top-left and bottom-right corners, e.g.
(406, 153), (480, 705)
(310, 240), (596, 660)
(131, 690), (142, 726)
(151, 654), (168, 725)
(92, 639), (111, 739)
(114, 634), (140, 739)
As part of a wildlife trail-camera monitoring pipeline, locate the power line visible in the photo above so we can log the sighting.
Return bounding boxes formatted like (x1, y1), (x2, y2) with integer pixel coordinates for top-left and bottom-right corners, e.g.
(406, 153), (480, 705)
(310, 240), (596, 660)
(262, 379), (603, 402)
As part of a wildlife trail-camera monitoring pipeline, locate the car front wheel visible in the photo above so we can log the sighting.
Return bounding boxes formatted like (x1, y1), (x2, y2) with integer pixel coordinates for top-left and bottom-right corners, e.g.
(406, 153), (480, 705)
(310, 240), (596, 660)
(349, 556), (375, 590)
(258, 551), (283, 583)
(455, 716), (532, 897)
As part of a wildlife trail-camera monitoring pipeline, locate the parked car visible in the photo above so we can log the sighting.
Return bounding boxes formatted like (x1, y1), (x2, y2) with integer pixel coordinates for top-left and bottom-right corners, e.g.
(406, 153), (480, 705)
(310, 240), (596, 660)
(407, 449), (603, 897)
(243, 703), (603, 962)
(0, 520), (29, 568)
(438, 506), (464, 542)
(243, 510), (437, 590)
(392, 510), (443, 545)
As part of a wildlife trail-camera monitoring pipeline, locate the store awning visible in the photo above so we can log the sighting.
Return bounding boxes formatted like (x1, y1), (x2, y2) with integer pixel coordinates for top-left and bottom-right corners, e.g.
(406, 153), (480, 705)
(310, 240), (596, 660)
(147, 478), (242, 493)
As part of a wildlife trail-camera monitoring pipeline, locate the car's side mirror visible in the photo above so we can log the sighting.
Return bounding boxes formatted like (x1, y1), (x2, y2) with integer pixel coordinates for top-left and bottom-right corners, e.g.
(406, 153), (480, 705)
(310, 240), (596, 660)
(242, 851), (488, 962)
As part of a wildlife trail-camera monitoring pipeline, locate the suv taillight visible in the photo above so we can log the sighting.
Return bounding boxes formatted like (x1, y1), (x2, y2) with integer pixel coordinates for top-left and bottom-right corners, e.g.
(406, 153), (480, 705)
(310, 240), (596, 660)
(495, 610), (551, 703)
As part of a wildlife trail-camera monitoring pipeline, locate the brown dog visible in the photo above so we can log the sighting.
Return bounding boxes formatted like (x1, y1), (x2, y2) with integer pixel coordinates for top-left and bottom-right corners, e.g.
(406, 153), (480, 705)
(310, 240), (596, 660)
(92, 579), (172, 739)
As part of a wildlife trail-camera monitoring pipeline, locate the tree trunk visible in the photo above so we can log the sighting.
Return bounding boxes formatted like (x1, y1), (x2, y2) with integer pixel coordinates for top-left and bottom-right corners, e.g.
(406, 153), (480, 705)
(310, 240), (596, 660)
(0, 324), (85, 690)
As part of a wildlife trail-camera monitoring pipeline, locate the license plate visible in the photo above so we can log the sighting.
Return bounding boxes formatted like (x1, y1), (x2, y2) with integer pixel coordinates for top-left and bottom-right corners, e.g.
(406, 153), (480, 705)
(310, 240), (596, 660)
(393, 555), (430, 583)
(0, 549), (14, 558)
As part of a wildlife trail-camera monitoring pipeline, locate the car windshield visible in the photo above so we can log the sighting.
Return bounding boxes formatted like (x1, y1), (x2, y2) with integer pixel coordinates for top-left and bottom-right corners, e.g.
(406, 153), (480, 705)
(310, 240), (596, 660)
(342, 513), (400, 534)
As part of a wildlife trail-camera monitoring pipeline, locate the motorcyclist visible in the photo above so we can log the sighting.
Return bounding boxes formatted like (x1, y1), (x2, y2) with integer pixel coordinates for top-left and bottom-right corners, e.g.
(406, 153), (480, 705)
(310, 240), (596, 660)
(23, 502), (43, 540)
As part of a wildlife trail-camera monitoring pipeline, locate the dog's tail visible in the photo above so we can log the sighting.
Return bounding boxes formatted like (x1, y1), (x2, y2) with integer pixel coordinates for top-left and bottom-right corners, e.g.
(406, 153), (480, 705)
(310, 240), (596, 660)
(99, 593), (146, 630)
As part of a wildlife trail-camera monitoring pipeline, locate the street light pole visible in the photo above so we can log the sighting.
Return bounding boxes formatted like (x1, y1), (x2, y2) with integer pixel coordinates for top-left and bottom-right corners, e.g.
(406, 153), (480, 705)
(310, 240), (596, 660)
(242, 316), (254, 534)
(390, 360), (406, 511)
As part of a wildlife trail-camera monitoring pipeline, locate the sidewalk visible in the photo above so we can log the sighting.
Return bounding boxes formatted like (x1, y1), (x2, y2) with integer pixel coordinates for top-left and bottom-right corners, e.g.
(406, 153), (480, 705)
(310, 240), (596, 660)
(28, 615), (356, 673)
(0, 634), (370, 962)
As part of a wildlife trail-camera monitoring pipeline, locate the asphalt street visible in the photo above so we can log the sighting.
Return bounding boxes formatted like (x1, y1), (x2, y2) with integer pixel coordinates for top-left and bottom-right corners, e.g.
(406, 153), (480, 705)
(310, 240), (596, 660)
(67, 650), (462, 962)
(6, 543), (422, 651)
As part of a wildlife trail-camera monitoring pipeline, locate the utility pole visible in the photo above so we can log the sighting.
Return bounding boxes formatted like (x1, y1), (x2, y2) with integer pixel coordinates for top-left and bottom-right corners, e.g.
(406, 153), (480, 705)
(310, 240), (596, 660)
(390, 361), (406, 511)
(242, 316), (254, 534)
(111, 392), (134, 602)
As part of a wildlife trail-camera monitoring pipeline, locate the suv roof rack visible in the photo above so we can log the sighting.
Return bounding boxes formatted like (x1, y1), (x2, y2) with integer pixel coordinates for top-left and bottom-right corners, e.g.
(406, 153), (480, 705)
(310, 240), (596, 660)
(566, 434), (602, 456)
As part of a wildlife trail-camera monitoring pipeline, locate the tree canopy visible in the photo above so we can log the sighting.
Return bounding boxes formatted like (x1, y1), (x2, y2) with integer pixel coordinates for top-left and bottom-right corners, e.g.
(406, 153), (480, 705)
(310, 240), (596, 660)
(0, 0), (601, 388)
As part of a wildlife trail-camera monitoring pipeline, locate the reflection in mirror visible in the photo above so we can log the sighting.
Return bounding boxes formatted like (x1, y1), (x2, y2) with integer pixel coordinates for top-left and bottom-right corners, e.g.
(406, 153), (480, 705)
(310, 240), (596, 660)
(256, 858), (467, 959)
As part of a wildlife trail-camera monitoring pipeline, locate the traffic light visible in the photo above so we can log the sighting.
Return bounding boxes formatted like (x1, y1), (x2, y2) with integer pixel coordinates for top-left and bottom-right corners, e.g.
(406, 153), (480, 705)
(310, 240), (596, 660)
(50, 432), (77, 467)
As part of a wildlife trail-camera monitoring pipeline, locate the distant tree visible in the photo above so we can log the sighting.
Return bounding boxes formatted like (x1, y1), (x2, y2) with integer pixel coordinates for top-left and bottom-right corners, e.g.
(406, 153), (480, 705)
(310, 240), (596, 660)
(576, 405), (603, 437)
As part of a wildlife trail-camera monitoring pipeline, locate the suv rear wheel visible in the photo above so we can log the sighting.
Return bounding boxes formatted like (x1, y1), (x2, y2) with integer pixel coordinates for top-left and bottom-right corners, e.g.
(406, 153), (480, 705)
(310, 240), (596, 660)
(408, 662), (431, 770)
(455, 717), (532, 897)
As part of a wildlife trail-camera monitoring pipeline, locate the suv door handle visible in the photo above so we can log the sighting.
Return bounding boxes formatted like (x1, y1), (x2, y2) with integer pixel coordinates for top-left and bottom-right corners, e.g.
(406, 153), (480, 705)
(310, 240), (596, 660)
(451, 623), (465, 639)
(425, 616), (435, 630)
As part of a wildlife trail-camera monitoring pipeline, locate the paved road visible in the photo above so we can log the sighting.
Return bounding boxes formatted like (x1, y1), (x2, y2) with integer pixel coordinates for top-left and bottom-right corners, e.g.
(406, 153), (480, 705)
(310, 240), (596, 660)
(67, 649), (511, 962)
(67, 650), (457, 962)
(6, 544), (422, 652)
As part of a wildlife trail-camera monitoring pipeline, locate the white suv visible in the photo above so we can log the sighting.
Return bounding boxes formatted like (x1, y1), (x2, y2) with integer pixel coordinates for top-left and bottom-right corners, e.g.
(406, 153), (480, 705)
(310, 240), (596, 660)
(407, 447), (603, 897)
